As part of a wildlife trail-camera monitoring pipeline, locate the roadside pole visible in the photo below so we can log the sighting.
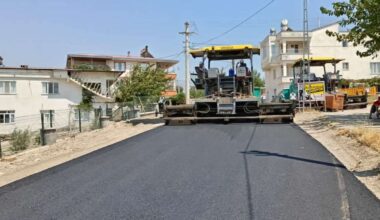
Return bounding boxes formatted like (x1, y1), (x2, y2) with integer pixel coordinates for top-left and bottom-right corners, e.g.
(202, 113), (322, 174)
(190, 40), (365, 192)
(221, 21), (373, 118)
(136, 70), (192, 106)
(40, 112), (45, 146)
(49, 110), (53, 128)
(302, 0), (308, 112)
(304, 0), (311, 109)
(0, 138), (2, 159)
(78, 108), (82, 133)
(179, 22), (193, 104)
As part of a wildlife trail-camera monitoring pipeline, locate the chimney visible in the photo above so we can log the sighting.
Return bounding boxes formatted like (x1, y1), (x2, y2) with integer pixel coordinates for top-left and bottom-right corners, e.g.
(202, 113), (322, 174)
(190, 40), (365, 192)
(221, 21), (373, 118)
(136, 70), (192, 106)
(140, 45), (154, 58)
(0, 56), (3, 66)
(127, 51), (131, 56)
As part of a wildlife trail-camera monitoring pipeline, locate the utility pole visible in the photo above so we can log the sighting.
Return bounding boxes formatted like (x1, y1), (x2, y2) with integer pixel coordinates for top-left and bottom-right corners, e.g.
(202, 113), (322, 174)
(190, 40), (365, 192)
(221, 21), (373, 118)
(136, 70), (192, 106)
(179, 22), (192, 104)
(302, 0), (311, 111)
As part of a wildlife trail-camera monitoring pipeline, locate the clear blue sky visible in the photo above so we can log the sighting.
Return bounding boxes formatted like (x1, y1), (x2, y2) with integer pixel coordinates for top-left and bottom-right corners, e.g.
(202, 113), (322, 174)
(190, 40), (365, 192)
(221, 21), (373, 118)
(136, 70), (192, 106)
(0, 0), (338, 82)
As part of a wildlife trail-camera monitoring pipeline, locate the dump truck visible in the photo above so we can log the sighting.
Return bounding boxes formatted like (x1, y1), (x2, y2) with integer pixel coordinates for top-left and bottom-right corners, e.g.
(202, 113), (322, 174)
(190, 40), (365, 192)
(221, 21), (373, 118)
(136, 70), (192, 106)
(163, 44), (295, 124)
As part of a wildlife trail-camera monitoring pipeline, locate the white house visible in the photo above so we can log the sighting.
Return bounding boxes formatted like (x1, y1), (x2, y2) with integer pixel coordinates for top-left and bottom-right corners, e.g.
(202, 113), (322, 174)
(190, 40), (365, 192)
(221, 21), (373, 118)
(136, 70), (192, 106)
(0, 66), (83, 134)
(0, 47), (178, 134)
(261, 20), (380, 98)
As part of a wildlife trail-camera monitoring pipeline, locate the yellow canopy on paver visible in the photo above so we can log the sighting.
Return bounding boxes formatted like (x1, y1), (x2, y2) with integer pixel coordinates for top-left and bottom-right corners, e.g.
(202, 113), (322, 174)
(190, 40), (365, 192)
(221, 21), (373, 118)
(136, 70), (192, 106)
(190, 44), (260, 60)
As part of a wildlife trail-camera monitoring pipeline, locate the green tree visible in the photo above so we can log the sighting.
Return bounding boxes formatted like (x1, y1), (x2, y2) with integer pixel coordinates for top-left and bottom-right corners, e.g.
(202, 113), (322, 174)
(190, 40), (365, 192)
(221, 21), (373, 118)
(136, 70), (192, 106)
(115, 64), (170, 102)
(252, 70), (265, 87)
(320, 0), (380, 57)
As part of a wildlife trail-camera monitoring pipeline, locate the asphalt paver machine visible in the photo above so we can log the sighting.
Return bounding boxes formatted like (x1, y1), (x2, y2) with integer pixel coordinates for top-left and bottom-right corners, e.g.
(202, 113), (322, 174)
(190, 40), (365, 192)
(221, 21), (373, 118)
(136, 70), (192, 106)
(164, 44), (295, 124)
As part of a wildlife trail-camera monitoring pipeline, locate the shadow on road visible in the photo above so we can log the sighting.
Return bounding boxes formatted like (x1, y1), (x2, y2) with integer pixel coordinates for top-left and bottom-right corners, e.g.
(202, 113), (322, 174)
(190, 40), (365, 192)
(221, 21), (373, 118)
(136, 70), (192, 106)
(242, 150), (345, 169)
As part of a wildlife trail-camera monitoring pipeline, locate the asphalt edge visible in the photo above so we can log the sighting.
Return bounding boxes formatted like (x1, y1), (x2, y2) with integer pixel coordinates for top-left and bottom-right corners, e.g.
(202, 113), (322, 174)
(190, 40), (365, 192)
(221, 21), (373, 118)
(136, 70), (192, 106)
(294, 122), (380, 200)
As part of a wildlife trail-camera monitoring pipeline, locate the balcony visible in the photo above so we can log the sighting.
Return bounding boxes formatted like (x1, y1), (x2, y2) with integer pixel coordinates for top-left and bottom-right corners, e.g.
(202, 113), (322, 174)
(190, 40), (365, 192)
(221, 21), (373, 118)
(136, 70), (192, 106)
(277, 32), (312, 40)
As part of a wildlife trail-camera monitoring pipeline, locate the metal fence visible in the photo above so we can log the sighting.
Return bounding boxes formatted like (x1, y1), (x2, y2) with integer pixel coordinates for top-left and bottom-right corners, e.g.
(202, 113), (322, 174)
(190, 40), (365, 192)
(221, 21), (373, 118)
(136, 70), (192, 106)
(0, 107), (102, 157)
(109, 96), (159, 121)
(0, 96), (159, 157)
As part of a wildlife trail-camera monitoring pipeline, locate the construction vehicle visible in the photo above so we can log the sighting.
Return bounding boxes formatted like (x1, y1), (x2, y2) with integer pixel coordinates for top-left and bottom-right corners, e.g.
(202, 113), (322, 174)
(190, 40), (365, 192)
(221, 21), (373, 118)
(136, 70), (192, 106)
(163, 44), (295, 124)
(338, 83), (368, 109)
(280, 57), (368, 110)
(280, 57), (344, 110)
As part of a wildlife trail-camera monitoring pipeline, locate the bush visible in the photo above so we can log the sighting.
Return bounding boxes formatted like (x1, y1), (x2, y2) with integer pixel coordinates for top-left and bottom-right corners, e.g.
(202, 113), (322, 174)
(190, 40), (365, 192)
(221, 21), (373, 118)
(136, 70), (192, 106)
(171, 93), (186, 105)
(34, 133), (41, 145)
(10, 129), (31, 152)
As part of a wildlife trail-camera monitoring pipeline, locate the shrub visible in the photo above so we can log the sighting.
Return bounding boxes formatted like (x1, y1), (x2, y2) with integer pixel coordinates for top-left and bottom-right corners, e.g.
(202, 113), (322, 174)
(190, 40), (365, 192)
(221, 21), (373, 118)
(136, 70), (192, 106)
(10, 129), (31, 152)
(171, 92), (186, 105)
(34, 133), (41, 145)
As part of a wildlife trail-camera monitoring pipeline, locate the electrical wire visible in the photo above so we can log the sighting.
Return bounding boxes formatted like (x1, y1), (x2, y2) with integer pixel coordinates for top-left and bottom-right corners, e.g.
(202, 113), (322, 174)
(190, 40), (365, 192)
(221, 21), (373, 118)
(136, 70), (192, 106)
(194, 0), (275, 46)
(157, 50), (184, 59)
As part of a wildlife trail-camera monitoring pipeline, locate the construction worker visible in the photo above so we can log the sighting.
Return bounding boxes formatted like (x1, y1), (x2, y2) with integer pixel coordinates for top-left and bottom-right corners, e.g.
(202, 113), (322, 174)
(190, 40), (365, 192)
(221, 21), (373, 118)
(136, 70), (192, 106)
(369, 96), (380, 119)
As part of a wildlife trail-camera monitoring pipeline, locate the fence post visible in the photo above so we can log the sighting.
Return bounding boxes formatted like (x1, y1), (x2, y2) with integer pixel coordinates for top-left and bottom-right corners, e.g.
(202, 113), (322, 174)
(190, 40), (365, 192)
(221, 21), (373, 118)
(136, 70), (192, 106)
(98, 107), (102, 129)
(0, 138), (2, 159)
(121, 104), (124, 120)
(40, 112), (46, 146)
(78, 108), (82, 133)
(49, 110), (53, 128)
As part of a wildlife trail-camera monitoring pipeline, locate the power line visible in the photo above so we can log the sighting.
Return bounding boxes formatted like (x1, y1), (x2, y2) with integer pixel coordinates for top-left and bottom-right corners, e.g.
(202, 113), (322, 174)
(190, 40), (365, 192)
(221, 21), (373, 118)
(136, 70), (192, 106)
(194, 0), (275, 45)
(156, 50), (184, 59)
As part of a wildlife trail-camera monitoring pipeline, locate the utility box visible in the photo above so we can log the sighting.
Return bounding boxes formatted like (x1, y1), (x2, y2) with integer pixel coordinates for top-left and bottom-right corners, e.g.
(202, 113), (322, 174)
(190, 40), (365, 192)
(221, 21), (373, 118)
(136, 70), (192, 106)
(325, 94), (344, 111)
(42, 128), (57, 145)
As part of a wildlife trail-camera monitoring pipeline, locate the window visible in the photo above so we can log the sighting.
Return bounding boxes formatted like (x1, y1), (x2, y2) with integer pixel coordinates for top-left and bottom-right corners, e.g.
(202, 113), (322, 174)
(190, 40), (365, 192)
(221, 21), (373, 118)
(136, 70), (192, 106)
(342, 62), (349, 71)
(42, 82), (59, 94)
(74, 109), (90, 121)
(41, 110), (55, 128)
(273, 69), (277, 79)
(270, 43), (277, 56)
(106, 80), (115, 91)
(0, 81), (16, 94)
(342, 40), (348, 47)
(0, 110), (15, 124)
(370, 62), (380, 75)
(290, 44), (299, 54)
(114, 62), (126, 71)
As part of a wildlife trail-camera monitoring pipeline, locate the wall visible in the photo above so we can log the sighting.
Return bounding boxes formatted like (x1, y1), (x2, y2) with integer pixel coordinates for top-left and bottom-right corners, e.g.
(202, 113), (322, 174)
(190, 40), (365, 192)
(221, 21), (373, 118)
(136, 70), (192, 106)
(310, 24), (380, 79)
(74, 71), (119, 95)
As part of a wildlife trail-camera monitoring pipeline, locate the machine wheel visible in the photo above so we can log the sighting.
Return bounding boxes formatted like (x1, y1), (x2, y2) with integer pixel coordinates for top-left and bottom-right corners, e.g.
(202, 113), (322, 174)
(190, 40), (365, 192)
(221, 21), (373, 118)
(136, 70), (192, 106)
(282, 117), (293, 123)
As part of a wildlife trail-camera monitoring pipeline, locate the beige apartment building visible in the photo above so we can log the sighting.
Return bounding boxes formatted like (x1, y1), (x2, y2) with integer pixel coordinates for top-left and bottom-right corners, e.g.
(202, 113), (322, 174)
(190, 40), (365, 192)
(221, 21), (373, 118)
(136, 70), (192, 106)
(261, 20), (380, 98)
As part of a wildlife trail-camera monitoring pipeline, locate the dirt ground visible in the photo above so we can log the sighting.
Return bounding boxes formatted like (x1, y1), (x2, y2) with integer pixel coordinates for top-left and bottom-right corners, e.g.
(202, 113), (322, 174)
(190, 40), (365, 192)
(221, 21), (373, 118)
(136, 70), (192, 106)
(295, 106), (380, 199)
(0, 121), (163, 187)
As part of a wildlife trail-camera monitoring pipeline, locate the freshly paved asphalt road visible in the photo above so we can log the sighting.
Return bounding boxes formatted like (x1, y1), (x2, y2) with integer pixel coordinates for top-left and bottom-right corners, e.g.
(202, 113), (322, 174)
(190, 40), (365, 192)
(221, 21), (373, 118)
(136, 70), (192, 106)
(0, 123), (379, 220)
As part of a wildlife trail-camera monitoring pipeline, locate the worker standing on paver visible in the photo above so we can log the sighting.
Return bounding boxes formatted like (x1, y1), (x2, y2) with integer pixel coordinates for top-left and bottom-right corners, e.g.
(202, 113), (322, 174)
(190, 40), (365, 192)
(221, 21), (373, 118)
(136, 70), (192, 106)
(369, 95), (380, 119)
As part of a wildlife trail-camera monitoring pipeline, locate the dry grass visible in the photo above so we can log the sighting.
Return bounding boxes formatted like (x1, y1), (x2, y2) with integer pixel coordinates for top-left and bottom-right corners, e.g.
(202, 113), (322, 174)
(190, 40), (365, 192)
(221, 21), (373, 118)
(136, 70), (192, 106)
(337, 127), (380, 152)
(368, 95), (379, 103)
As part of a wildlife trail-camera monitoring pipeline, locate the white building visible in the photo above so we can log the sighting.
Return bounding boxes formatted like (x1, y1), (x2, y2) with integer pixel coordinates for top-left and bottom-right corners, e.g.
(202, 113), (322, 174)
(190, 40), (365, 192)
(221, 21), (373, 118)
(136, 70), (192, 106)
(261, 20), (380, 98)
(0, 66), (83, 134)
(0, 47), (178, 134)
